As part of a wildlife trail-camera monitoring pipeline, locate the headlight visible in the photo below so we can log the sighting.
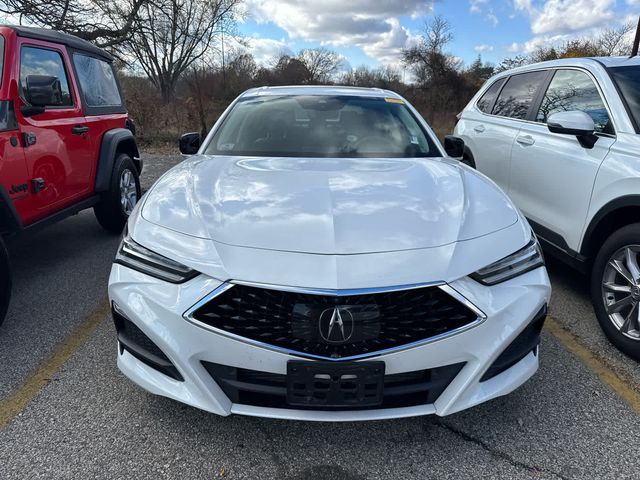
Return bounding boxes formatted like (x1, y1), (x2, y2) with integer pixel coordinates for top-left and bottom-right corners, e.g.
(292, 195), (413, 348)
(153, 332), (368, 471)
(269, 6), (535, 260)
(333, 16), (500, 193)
(115, 234), (198, 283)
(471, 236), (544, 285)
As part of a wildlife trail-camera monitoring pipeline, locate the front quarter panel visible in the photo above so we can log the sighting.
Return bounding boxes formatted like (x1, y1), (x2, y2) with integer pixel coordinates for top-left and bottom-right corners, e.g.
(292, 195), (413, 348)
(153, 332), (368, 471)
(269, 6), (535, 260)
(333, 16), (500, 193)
(583, 132), (640, 251)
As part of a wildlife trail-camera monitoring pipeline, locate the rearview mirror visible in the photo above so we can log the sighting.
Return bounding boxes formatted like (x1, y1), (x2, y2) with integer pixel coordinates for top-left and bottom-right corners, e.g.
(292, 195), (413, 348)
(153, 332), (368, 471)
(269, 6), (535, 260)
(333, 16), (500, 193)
(179, 132), (201, 155)
(547, 111), (598, 149)
(444, 135), (465, 158)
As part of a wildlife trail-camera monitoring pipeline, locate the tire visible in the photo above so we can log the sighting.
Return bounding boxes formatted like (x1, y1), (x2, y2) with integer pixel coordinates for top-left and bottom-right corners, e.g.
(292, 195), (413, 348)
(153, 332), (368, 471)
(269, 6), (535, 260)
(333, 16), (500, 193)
(0, 237), (11, 327)
(94, 153), (141, 233)
(591, 223), (640, 361)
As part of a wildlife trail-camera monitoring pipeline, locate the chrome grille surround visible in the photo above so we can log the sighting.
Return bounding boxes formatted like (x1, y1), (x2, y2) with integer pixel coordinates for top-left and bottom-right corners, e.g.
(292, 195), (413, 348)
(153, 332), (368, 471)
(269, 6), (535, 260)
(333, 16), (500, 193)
(183, 281), (486, 362)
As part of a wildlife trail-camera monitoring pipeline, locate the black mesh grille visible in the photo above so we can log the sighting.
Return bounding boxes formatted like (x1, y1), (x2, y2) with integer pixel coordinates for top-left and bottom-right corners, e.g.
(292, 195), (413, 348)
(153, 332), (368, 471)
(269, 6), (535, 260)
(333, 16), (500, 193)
(202, 361), (466, 410)
(191, 284), (478, 359)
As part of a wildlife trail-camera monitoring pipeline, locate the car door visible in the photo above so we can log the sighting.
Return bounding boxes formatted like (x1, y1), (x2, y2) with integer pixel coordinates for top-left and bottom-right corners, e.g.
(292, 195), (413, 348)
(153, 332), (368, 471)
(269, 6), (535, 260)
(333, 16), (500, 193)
(508, 68), (616, 252)
(16, 41), (92, 218)
(70, 51), (129, 163)
(462, 71), (548, 192)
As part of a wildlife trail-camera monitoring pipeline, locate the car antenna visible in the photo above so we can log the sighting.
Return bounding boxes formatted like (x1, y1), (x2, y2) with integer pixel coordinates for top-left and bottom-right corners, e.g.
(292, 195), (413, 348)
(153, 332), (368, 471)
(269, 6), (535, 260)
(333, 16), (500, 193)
(632, 15), (640, 57)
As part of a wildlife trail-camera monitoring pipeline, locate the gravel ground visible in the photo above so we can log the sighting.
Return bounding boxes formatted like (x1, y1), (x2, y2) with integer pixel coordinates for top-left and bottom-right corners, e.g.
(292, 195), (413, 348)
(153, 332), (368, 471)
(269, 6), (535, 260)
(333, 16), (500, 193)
(0, 153), (638, 479)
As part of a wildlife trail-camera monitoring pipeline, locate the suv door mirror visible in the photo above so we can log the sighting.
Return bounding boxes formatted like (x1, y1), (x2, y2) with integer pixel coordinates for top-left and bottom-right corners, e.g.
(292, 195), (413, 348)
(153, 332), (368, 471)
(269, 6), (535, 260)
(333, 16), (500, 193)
(547, 111), (598, 148)
(21, 75), (64, 117)
(444, 135), (465, 158)
(24, 75), (64, 107)
(547, 111), (595, 135)
(179, 132), (201, 155)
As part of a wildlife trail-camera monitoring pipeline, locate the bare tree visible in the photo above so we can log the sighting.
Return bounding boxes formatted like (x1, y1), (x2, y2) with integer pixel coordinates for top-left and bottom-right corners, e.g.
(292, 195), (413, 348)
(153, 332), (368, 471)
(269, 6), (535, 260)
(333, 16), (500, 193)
(297, 48), (343, 84)
(340, 65), (402, 90)
(0, 0), (148, 47)
(495, 55), (528, 73)
(504, 21), (636, 68)
(421, 15), (453, 53)
(402, 15), (457, 87)
(127, 0), (241, 102)
(268, 54), (310, 85)
(599, 22), (635, 56)
(185, 66), (213, 138)
(225, 53), (258, 94)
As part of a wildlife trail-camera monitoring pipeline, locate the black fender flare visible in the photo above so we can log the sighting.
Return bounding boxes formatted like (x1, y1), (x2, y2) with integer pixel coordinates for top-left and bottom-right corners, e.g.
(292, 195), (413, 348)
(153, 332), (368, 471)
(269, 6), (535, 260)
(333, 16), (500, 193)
(0, 185), (22, 235)
(94, 128), (140, 193)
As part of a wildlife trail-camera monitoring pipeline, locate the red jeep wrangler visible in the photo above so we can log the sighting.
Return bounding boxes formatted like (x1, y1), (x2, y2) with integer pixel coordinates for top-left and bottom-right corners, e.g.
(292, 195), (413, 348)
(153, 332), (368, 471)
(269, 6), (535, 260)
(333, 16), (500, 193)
(0, 26), (142, 326)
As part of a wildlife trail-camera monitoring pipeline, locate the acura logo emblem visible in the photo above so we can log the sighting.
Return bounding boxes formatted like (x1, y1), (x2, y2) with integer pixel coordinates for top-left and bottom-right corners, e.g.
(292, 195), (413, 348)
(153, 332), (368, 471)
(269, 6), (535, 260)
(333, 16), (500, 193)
(319, 306), (354, 343)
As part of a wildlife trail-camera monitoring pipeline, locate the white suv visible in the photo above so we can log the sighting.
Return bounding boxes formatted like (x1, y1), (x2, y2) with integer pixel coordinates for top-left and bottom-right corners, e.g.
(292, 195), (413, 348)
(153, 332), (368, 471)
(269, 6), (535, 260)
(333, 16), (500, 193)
(454, 56), (640, 361)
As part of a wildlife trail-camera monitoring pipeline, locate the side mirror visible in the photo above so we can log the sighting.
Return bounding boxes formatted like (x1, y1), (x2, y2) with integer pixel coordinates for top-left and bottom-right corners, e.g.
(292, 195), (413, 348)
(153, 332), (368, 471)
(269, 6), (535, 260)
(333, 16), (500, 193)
(179, 132), (200, 155)
(24, 75), (64, 107)
(444, 135), (465, 158)
(21, 75), (64, 118)
(547, 111), (598, 149)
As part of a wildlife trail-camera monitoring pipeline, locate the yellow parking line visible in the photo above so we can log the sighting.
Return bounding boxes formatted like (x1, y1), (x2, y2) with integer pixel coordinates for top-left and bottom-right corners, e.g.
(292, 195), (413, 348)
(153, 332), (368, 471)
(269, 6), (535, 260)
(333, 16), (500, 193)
(544, 315), (640, 414)
(0, 300), (110, 431)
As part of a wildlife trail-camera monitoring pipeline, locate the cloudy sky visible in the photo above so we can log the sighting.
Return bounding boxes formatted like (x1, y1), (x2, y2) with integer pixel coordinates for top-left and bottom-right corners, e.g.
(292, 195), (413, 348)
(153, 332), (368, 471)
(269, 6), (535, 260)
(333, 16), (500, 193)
(236, 0), (640, 68)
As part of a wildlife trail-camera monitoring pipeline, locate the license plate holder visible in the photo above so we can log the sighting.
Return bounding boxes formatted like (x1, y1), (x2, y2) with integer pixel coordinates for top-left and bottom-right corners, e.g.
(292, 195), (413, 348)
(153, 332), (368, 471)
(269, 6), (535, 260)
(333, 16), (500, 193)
(286, 361), (385, 408)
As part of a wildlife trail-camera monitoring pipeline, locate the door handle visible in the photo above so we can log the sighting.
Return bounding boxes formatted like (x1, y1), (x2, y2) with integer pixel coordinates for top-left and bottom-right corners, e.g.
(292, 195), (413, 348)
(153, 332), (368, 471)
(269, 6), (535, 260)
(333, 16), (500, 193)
(473, 125), (486, 133)
(71, 125), (89, 135)
(516, 135), (535, 146)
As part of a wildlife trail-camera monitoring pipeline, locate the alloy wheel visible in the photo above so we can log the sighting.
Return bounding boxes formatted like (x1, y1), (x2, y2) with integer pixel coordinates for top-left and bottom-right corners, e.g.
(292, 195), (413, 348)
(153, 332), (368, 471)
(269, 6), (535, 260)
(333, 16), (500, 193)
(119, 169), (138, 216)
(601, 245), (640, 341)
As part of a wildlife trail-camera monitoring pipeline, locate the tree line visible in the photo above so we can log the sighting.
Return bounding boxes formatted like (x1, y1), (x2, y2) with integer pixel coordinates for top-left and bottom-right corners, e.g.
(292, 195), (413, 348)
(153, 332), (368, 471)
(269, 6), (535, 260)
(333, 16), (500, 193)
(0, 1), (634, 145)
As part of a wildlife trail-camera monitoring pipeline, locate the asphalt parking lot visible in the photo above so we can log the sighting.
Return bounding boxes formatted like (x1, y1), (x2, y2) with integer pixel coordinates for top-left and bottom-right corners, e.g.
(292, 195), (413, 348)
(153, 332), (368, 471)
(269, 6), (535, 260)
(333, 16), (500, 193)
(1, 154), (639, 480)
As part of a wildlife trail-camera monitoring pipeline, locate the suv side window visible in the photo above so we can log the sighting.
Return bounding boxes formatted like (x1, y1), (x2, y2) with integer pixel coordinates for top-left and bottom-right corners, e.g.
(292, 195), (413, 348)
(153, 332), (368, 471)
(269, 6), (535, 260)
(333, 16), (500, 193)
(20, 46), (73, 106)
(535, 69), (612, 134)
(72, 54), (122, 107)
(492, 71), (547, 120)
(477, 78), (506, 113)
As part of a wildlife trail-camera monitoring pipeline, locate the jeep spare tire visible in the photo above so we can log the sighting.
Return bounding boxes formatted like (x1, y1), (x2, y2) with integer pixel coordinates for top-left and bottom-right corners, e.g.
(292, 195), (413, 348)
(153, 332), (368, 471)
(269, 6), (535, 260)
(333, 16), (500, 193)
(0, 237), (11, 327)
(94, 154), (141, 233)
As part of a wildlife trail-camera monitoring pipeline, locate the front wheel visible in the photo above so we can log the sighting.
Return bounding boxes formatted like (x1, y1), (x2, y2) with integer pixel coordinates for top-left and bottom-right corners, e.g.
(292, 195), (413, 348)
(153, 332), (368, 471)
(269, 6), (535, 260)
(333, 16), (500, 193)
(591, 223), (640, 361)
(0, 237), (11, 327)
(94, 154), (141, 233)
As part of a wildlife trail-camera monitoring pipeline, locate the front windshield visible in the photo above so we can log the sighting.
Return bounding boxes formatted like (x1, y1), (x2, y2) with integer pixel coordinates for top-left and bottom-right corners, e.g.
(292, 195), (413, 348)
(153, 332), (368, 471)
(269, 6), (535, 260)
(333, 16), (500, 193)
(205, 95), (439, 158)
(608, 66), (640, 131)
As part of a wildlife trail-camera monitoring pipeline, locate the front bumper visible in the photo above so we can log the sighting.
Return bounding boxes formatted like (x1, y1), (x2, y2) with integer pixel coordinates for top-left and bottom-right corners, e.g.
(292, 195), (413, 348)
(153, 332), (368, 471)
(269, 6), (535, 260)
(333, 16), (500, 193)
(108, 265), (551, 421)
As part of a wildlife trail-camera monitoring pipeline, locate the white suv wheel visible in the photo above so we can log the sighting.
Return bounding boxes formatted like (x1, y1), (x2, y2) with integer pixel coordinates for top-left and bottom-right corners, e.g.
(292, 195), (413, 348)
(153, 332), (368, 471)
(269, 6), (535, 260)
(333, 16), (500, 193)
(602, 245), (640, 341)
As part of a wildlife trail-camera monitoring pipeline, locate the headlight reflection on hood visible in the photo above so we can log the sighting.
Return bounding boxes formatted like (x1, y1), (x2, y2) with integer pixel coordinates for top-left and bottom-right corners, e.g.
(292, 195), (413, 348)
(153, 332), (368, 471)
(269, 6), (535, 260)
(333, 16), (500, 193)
(471, 236), (544, 286)
(115, 233), (199, 283)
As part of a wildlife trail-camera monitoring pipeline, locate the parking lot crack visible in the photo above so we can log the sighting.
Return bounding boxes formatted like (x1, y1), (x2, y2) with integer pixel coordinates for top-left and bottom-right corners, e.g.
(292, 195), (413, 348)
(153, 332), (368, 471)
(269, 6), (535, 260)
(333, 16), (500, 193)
(436, 420), (572, 480)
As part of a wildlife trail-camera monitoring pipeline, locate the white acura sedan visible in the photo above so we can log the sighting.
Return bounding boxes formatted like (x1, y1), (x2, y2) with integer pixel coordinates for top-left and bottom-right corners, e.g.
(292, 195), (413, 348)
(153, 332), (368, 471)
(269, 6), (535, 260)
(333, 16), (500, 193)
(108, 86), (551, 421)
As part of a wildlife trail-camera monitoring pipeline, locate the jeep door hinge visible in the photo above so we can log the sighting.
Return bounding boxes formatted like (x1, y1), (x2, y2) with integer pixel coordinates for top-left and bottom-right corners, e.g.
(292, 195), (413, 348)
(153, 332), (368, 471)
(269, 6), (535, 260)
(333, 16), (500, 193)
(31, 178), (45, 193)
(22, 132), (36, 147)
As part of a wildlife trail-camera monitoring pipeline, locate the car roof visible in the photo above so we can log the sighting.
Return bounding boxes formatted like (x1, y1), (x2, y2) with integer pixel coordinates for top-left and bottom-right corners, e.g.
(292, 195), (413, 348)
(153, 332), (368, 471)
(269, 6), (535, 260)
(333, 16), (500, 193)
(498, 56), (640, 77)
(2, 25), (113, 61)
(589, 56), (640, 68)
(240, 85), (402, 99)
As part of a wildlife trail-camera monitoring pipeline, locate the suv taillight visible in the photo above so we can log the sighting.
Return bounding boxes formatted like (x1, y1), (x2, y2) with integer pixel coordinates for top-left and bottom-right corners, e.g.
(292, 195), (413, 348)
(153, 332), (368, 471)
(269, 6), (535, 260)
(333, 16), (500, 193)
(125, 118), (136, 136)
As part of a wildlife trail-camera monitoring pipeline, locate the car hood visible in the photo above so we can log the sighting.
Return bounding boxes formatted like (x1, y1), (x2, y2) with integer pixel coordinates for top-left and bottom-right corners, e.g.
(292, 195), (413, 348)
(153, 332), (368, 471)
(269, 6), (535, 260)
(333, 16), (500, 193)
(141, 155), (519, 255)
